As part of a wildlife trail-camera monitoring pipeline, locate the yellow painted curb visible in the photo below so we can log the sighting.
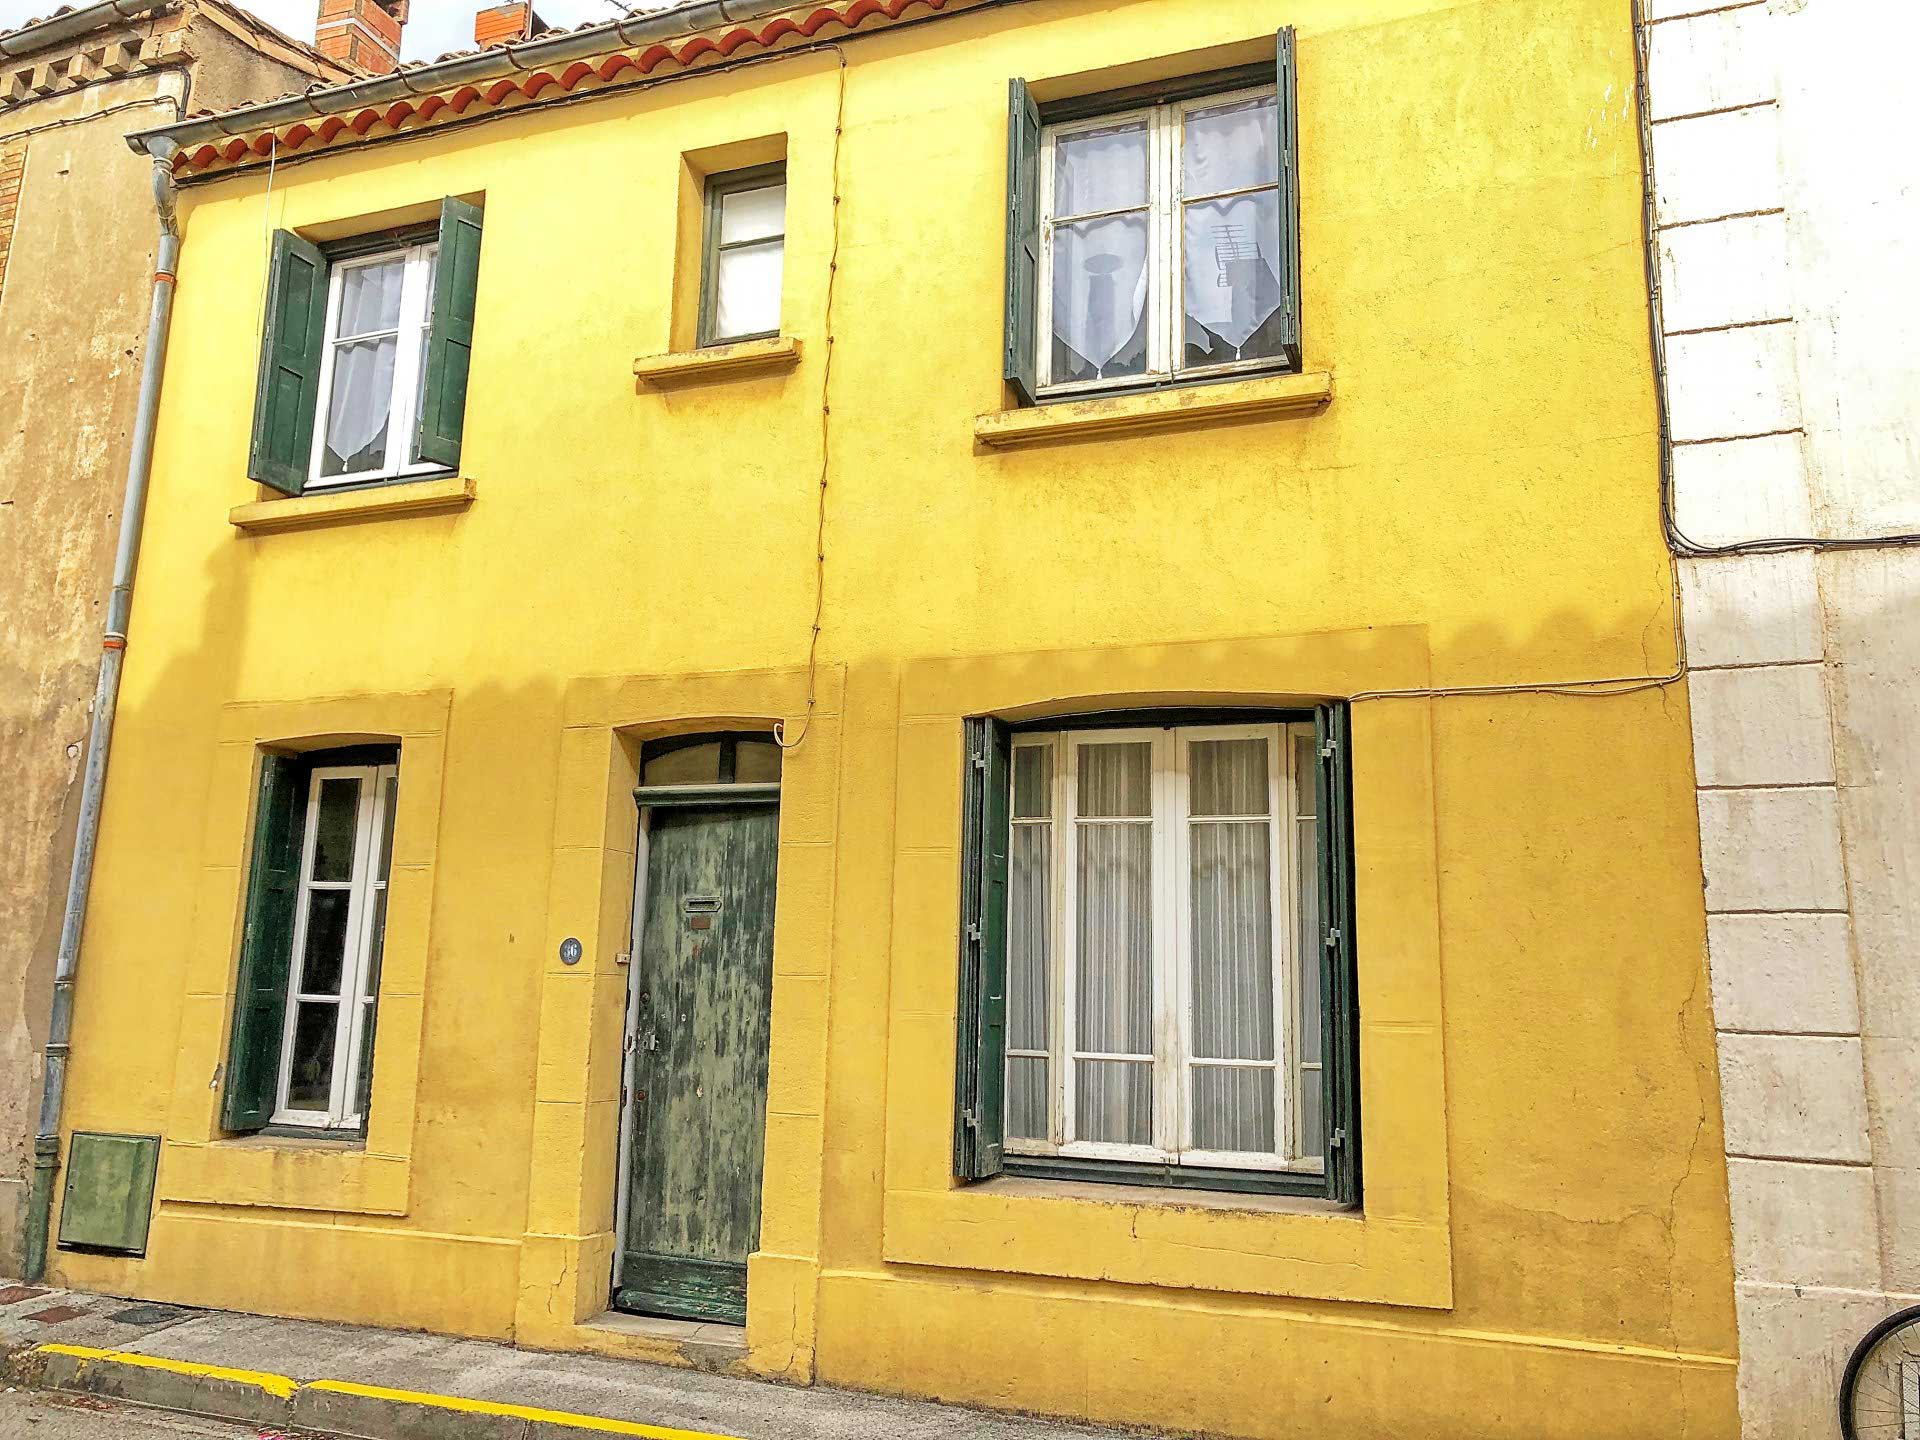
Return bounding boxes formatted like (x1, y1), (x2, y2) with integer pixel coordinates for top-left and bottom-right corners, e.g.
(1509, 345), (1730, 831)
(33, 1344), (744, 1440)
(36, 1343), (297, 1399)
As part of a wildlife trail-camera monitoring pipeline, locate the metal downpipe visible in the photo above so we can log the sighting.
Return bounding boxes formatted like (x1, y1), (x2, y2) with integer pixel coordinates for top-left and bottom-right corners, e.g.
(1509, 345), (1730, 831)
(24, 132), (181, 1283)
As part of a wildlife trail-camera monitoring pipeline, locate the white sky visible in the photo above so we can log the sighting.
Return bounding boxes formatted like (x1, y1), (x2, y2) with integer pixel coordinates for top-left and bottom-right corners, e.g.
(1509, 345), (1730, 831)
(0, 2), (663, 62)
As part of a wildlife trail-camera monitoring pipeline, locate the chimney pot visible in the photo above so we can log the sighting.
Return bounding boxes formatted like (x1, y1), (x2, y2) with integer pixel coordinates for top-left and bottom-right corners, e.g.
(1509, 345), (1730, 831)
(475, 3), (551, 49)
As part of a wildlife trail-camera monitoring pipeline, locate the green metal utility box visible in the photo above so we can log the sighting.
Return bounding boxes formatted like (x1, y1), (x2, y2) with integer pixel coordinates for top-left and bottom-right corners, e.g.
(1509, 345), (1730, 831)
(57, 1132), (160, 1256)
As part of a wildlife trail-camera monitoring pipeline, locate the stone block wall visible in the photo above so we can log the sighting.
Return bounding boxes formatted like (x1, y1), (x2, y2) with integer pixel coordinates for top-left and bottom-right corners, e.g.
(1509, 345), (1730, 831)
(1649, 1), (1920, 1433)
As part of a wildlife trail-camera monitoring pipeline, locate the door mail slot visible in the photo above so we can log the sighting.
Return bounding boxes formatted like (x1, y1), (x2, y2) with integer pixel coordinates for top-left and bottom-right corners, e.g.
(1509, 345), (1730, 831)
(684, 896), (722, 930)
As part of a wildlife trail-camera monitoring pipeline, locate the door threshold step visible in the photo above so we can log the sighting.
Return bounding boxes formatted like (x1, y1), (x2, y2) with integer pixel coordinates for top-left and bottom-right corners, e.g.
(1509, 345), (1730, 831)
(581, 1310), (746, 1371)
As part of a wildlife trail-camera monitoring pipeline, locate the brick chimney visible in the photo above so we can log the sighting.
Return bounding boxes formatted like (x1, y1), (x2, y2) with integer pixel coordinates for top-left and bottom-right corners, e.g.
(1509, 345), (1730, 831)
(475, 3), (552, 49)
(316, 0), (409, 76)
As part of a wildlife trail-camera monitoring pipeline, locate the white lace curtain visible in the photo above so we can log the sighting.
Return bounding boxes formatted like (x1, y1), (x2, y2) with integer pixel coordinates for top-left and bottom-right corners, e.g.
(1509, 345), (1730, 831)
(323, 259), (404, 474)
(1181, 97), (1283, 354)
(1051, 123), (1151, 374)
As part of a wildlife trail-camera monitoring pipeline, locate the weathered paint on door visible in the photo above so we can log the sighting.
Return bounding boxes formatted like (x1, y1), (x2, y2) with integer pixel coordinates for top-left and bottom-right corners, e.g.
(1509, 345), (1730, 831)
(616, 803), (779, 1324)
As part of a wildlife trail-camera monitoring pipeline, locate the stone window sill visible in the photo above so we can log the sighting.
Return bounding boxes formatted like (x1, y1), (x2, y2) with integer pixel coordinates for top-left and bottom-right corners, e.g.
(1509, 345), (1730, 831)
(975, 368), (1333, 450)
(977, 1172), (1352, 1217)
(230, 475), (475, 534)
(633, 335), (802, 389)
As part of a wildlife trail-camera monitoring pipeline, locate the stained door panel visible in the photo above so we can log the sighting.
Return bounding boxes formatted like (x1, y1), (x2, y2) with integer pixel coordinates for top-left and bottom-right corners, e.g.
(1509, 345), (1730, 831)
(616, 802), (778, 1325)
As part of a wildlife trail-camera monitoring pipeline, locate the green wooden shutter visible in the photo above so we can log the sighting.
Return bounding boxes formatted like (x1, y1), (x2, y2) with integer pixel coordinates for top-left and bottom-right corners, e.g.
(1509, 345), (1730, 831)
(954, 716), (1012, 1180)
(1315, 704), (1361, 1207)
(1276, 27), (1303, 370)
(415, 197), (484, 469)
(247, 231), (330, 495)
(222, 754), (308, 1131)
(1003, 79), (1042, 406)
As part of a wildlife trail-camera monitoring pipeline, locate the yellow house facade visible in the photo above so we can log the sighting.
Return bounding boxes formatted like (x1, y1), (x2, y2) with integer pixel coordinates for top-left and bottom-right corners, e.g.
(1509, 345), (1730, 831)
(43, 0), (1739, 1435)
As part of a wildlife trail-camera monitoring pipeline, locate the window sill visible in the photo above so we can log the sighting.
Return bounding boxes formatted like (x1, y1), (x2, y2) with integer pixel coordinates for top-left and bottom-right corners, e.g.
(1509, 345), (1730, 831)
(230, 475), (475, 534)
(632, 335), (802, 389)
(1004, 1154), (1333, 1200)
(221, 1130), (365, 1152)
(975, 368), (1333, 450)
(980, 1172), (1347, 1217)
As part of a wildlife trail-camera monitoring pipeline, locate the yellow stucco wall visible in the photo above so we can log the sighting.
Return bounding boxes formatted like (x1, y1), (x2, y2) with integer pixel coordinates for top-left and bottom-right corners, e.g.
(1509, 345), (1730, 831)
(47, 0), (1738, 1435)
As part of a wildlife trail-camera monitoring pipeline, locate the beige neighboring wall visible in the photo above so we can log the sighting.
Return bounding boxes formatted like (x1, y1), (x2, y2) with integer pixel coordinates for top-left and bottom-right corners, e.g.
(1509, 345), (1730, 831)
(1650, 0), (1920, 1434)
(0, 3), (342, 1279)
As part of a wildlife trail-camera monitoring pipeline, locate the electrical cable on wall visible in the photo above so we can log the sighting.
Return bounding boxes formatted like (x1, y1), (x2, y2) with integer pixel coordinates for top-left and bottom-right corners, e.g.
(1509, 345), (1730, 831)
(775, 45), (848, 751)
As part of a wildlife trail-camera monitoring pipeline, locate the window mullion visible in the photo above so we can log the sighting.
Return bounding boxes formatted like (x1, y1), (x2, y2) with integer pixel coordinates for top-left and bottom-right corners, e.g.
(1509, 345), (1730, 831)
(1059, 733), (1080, 1149)
(386, 248), (431, 480)
(307, 268), (346, 489)
(1152, 728), (1184, 1160)
(339, 765), (389, 1126)
(1036, 128), (1058, 391)
(1152, 105), (1173, 383)
(1271, 724), (1295, 1164)
(272, 769), (328, 1121)
(326, 768), (378, 1126)
(1048, 733), (1068, 1149)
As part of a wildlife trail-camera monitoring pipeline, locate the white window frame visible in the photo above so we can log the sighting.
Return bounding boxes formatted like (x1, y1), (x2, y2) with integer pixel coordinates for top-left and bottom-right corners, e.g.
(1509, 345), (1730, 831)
(307, 241), (445, 491)
(1036, 83), (1286, 399)
(1005, 721), (1322, 1175)
(271, 762), (398, 1130)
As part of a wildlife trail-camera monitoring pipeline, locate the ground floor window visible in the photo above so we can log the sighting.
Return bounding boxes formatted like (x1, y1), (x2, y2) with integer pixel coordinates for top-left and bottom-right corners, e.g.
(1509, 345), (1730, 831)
(224, 747), (398, 1135)
(955, 708), (1358, 1202)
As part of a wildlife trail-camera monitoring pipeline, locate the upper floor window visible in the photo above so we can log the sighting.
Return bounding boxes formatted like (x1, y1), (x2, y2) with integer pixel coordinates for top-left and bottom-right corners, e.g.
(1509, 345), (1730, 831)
(1003, 33), (1301, 405)
(700, 164), (787, 346)
(954, 706), (1359, 1203)
(248, 197), (484, 497)
(313, 241), (443, 487)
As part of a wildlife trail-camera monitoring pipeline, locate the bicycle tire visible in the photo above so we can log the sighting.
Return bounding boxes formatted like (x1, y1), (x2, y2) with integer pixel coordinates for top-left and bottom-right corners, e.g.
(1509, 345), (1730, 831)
(1840, 1303), (1920, 1440)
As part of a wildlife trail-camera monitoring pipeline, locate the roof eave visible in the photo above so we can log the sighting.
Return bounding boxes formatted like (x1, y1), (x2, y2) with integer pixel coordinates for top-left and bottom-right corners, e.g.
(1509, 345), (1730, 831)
(126, 0), (757, 154)
(0, 0), (177, 61)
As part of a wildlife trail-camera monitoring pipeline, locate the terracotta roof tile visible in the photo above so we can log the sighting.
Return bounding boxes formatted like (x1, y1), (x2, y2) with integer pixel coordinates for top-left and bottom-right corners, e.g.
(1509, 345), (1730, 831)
(173, 0), (966, 175)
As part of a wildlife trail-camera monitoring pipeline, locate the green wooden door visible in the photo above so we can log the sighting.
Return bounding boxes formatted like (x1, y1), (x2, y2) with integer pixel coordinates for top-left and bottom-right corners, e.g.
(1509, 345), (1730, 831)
(616, 802), (779, 1324)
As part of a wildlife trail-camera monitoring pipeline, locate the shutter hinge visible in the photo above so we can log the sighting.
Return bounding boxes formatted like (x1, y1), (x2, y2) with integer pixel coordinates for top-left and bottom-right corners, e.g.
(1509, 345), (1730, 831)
(962, 1106), (981, 1132)
(1330, 1127), (1347, 1151)
(966, 921), (983, 944)
(972, 752), (989, 772)
(1320, 740), (1339, 759)
(1324, 926), (1341, 950)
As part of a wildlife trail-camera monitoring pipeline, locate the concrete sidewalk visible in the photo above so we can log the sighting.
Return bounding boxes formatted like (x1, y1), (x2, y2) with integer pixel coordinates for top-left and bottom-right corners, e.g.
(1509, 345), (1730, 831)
(0, 1284), (1154, 1440)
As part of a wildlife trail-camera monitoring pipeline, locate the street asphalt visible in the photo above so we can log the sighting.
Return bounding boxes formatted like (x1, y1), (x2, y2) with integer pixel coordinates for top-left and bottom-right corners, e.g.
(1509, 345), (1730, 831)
(0, 1387), (306, 1437)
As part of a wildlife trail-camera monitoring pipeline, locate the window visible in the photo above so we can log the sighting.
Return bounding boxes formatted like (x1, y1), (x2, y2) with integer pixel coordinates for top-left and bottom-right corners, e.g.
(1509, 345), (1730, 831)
(699, 165), (787, 346)
(248, 197), (484, 497)
(640, 732), (783, 790)
(1002, 33), (1301, 404)
(955, 708), (1357, 1202)
(224, 748), (399, 1135)
(311, 242), (442, 487)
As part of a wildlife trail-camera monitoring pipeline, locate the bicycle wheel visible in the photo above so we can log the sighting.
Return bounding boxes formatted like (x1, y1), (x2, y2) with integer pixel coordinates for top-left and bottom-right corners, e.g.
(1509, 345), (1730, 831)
(1841, 1305), (1920, 1440)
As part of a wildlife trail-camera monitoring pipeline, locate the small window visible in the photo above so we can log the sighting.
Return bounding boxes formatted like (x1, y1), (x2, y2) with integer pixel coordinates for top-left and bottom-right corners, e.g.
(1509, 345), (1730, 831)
(1001, 34), (1301, 405)
(224, 748), (399, 1135)
(955, 709), (1357, 1202)
(639, 732), (782, 789)
(699, 164), (787, 346)
(248, 197), (484, 497)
